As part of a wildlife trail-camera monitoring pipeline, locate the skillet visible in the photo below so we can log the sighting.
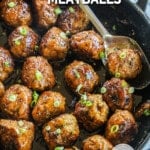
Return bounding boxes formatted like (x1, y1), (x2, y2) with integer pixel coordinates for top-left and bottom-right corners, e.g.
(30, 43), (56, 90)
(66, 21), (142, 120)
(0, 0), (150, 149)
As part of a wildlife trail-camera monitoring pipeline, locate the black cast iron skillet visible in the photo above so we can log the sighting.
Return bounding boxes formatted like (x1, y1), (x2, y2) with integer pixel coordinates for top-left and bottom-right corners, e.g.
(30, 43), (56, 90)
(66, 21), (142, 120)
(0, 0), (150, 149)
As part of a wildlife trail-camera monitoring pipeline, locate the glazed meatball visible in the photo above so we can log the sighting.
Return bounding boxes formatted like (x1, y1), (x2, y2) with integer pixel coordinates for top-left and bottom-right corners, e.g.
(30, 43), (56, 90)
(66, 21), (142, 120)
(0, 119), (34, 150)
(8, 25), (39, 58)
(70, 30), (104, 60)
(101, 78), (133, 112)
(40, 27), (69, 61)
(57, 5), (89, 34)
(32, 91), (66, 124)
(33, 0), (59, 29)
(82, 135), (113, 150)
(74, 94), (109, 131)
(0, 0), (32, 27)
(64, 60), (99, 95)
(0, 84), (32, 120)
(42, 114), (79, 149)
(105, 110), (138, 145)
(107, 48), (142, 79)
(135, 100), (150, 119)
(0, 47), (14, 81)
(22, 56), (55, 91)
(0, 81), (5, 97)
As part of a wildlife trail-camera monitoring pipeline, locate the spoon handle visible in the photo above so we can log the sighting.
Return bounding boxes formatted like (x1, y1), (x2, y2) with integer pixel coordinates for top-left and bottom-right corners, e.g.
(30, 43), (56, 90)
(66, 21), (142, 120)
(79, 3), (110, 36)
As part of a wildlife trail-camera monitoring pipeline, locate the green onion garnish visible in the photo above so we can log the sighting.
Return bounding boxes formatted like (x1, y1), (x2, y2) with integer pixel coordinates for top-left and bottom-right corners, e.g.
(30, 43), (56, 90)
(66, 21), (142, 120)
(54, 100), (60, 107)
(60, 32), (67, 39)
(76, 84), (83, 93)
(4, 61), (10, 67)
(66, 30), (71, 36)
(119, 52), (126, 59)
(14, 39), (21, 45)
(17, 120), (24, 127)
(80, 99), (93, 107)
(54, 146), (64, 150)
(55, 128), (61, 135)
(69, 7), (75, 13)
(128, 87), (134, 94)
(86, 71), (92, 80)
(81, 93), (87, 101)
(115, 72), (121, 78)
(73, 69), (80, 78)
(20, 27), (28, 36)
(54, 7), (62, 15)
(121, 80), (128, 88)
(35, 70), (43, 81)
(8, 94), (17, 102)
(143, 109), (150, 116)
(19, 128), (26, 134)
(99, 51), (105, 59)
(45, 125), (51, 131)
(30, 91), (39, 107)
(100, 87), (107, 94)
(110, 124), (119, 133)
(8, 2), (16, 8)
(112, 25), (116, 31)
(34, 45), (39, 51)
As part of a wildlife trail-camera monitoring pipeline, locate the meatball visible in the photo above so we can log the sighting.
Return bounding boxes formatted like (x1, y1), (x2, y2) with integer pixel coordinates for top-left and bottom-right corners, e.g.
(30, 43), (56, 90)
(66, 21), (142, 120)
(8, 25), (39, 58)
(33, 0), (58, 29)
(82, 135), (113, 150)
(64, 60), (99, 95)
(107, 48), (142, 79)
(70, 30), (104, 60)
(40, 27), (69, 61)
(0, 81), (5, 97)
(105, 110), (138, 145)
(74, 93), (109, 131)
(21, 56), (55, 91)
(0, 84), (32, 120)
(32, 91), (66, 124)
(101, 78), (133, 112)
(0, 0), (32, 27)
(0, 119), (34, 150)
(42, 114), (79, 149)
(135, 100), (150, 119)
(0, 47), (14, 81)
(57, 5), (89, 34)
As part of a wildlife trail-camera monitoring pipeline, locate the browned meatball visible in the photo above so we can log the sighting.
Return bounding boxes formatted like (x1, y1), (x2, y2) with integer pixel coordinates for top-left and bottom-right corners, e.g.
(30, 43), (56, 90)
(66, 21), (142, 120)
(107, 48), (142, 79)
(0, 0), (32, 27)
(101, 78), (133, 112)
(0, 84), (32, 120)
(57, 5), (89, 34)
(21, 56), (55, 91)
(105, 110), (138, 145)
(8, 25), (39, 58)
(42, 114), (79, 149)
(33, 0), (59, 29)
(0, 81), (5, 97)
(74, 93), (109, 131)
(32, 91), (66, 124)
(40, 27), (69, 61)
(64, 60), (99, 95)
(82, 135), (113, 150)
(0, 47), (14, 81)
(135, 100), (150, 119)
(70, 30), (104, 60)
(0, 119), (34, 150)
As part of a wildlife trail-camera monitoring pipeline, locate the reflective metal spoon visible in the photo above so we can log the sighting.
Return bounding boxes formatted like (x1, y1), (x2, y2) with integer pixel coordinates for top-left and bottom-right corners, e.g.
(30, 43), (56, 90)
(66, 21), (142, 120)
(79, 4), (150, 89)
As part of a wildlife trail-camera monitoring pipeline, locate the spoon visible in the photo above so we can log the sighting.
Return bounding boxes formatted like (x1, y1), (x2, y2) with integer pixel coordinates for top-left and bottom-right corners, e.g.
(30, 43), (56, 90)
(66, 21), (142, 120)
(79, 4), (150, 89)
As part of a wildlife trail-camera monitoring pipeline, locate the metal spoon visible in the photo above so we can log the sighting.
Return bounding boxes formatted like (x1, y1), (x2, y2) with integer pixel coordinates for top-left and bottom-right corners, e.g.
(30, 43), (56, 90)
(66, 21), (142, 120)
(79, 4), (150, 89)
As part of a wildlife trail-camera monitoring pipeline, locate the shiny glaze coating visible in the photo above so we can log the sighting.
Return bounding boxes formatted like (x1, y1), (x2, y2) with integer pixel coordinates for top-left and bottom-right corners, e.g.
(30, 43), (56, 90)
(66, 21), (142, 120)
(0, 81), (5, 97)
(107, 48), (142, 79)
(21, 56), (55, 91)
(40, 27), (69, 60)
(0, 119), (34, 150)
(57, 5), (89, 34)
(0, 47), (14, 81)
(42, 114), (79, 150)
(0, 84), (32, 120)
(64, 60), (99, 95)
(0, 0), (32, 27)
(74, 94), (109, 131)
(82, 135), (113, 150)
(105, 110), (138, 145)
(102, 78), (133, 112)
(8, 25), (39, 58)
(32, 91), (66, 124)
(71, 30), (104, 60)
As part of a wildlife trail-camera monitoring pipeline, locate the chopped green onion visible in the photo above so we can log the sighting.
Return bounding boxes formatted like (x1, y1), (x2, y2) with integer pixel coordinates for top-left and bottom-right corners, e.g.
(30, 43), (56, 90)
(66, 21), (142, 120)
(14, 39), (21, 45)
(119, 52), (126, 59)
(143, 109), (150, 116)
(85, 100), (93, 107)
(8, 94), (17, 102)
(112, 25), (117, 31)
(54, 146), (64, 150)
(100, 87), (107, 94)
(31, 91), (39, 107)
(55, 128), (61, 135)
(45, 125), (51, 131)
(60, 32), (67, 39)
(19, 128), (26, 134)
(34, 45), (39, 51)
(66, 30), (71, 36)
(18, 120), (24, 127)
(86, 71), (92, 80)
(76, 84), (83, 93)
(8, 2), (16, 8)
(54, 7), (62, 15)
(81, 93), (87, 101)
(20, 27), (28, 36)
(110, 124), (119, 133)
(17, 79), (22, 84)
(69, 7), (75, 13)
(115, 72), (121, 78)
(4, 61), (10, 67)
(54, 100), (61, 107)
(128, 87), (134, 94)
(73, 69), (80, 78)
(121, 80), (128, 88)
(35, 70), (43, 81)
(99, 51), (105, 59)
